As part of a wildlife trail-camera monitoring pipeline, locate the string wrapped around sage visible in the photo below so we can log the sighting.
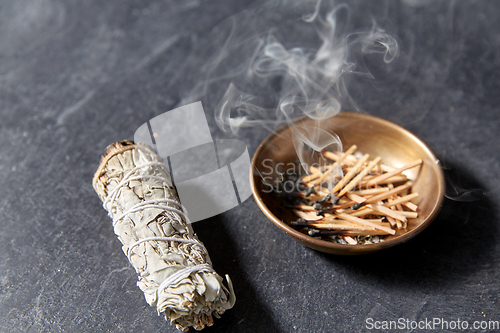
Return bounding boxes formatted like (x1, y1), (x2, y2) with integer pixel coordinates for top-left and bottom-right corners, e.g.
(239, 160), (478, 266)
(92, 140), (235, 331)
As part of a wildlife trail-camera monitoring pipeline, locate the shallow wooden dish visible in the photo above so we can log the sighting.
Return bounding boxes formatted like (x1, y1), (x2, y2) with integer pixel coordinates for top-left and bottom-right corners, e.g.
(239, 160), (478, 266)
(250, 112), (445, 255)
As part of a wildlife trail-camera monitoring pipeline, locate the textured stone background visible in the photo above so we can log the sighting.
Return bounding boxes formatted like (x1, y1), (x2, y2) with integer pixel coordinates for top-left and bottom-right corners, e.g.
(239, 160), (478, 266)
(0, 1), (498, 332)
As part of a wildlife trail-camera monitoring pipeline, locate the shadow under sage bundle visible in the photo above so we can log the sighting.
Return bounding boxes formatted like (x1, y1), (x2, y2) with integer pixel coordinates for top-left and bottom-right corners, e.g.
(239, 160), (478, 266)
(92, 140), (235, 331)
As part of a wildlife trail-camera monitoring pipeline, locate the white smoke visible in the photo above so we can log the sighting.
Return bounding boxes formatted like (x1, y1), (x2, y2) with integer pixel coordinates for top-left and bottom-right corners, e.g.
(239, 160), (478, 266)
(212, 1), (398, 170)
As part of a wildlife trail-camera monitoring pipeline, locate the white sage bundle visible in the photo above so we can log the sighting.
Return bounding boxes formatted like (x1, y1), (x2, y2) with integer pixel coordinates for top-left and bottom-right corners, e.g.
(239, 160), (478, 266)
(92, 140), (235, 331)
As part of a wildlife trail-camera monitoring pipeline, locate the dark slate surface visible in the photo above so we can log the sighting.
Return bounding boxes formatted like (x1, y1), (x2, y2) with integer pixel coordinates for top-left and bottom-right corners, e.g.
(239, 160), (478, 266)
(1, 1), (499, 332)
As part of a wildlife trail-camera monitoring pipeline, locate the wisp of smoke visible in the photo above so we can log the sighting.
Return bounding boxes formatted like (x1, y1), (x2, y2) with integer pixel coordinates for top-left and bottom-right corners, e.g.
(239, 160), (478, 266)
(214, 1), (398, 173)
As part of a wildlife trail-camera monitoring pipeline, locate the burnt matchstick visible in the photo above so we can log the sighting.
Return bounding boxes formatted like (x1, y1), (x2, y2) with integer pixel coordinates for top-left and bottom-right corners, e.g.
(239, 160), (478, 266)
(315, 194), (332, 204)
(307, 229), (339, 237)
(292, 209), (324, 221)
(364, 182), (413, 204)
(302, 166), (321, 183)
(337, 157), (382, 197)
(332, 154), (369, 193)
(304, 186), (316, 197)
(296, 181), (308, 192)
(322, 151), (339, 161)
(384, 192), (419, 207)
(316, 210), (325, 216)
(367, 159), (422, 187)
(290, 218), (308, 226)
(313, 145), (357, 186)
(334, 213), (396, 235)
(351, 203), (361, 210)
(313, 203), (324, 210)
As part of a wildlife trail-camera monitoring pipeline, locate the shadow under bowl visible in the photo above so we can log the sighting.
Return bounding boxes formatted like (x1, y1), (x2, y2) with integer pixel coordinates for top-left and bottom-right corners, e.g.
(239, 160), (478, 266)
(250, 112), (445, 255)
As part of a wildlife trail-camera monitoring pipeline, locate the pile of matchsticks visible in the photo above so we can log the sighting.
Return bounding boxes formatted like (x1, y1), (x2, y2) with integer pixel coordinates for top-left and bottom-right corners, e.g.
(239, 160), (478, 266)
(279, 145), (423, 245)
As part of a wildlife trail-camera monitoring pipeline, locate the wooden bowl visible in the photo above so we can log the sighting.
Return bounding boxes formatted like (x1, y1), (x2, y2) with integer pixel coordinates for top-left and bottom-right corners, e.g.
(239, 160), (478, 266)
(250, 112), (445, 255)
